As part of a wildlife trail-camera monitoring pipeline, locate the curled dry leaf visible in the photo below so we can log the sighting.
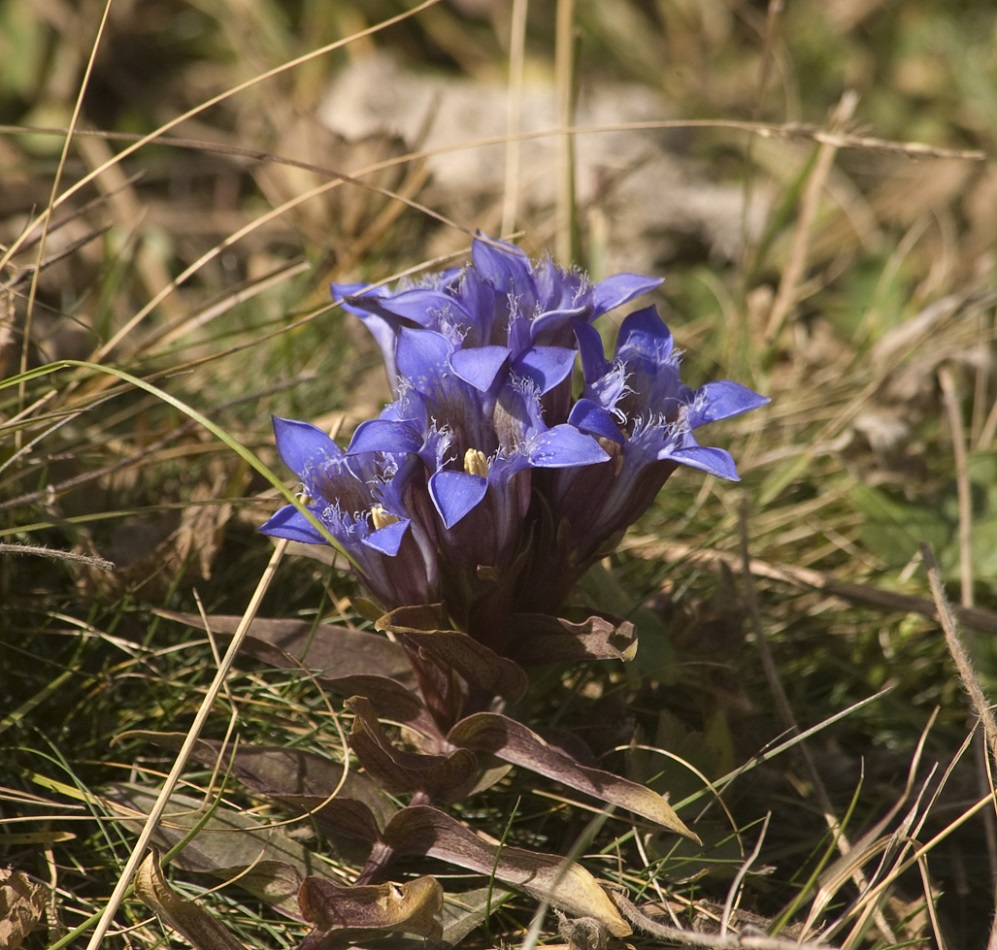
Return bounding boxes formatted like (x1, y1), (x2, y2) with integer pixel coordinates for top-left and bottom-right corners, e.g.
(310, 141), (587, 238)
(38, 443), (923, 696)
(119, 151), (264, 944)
(346, 696), (481, 804)
(320, 673), (431, 728)
(448, 713), (698, 841)
(379, 805), (630, 937)
(298, 875), (443, 949)
(135, 851), (245, 950)
(506, 613), (638, 666)
(378, 605), (528, 702)
(0, 868), (48, 950)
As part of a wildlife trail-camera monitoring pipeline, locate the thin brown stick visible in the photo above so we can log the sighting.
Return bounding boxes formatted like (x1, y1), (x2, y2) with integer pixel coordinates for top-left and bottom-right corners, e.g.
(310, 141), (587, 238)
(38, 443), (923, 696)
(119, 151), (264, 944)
(613, 889), (838, 950)
(922, 543), (997, 949)
(634, 538), (997, 636)
(939, 367), (975, 608)
(2, 117), (987, 168)
(0, 543), (114, 572)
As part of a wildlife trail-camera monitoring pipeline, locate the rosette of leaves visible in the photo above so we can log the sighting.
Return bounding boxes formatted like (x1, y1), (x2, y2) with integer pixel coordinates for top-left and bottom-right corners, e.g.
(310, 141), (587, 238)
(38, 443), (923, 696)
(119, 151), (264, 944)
(160, 604), (692, 946)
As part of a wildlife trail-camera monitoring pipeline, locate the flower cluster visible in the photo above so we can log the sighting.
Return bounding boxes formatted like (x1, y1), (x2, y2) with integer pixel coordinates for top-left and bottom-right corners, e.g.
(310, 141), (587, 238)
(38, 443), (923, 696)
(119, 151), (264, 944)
(262, 236), (767, 652)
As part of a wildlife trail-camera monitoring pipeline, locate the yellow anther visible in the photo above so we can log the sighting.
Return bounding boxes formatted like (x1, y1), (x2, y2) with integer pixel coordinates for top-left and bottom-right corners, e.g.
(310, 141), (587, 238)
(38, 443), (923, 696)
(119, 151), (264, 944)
(464, 448), (489, 478)
(370, 506), (400, 530)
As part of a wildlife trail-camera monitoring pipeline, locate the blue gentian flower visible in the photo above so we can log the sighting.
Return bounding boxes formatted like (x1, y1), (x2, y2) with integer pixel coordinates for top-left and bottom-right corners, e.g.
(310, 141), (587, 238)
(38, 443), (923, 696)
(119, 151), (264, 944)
(332, 236), (660, 400)
(342, 322), (611, 642)
(264, 236), (768, 647)
(518, 306), (769, 612)
(260, 417), (439, 609)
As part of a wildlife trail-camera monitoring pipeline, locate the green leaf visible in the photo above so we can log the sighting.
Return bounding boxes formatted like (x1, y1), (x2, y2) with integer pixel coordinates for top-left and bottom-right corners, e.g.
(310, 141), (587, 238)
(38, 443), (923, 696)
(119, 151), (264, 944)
(851, 483), (953, 567)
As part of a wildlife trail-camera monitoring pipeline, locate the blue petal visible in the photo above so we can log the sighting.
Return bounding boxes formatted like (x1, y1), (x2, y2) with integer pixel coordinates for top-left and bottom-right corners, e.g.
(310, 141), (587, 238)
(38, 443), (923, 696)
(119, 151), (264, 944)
(592, 273), (663, 315)
(366, 288), (466, 326)
(450, 345), (510, 392)
(273, 417), (342, 475)
(336, 281), (461, 326)
(574, 321), (611, 384)
(514, 346), (577, 395)
(592, 274), (664, 314)
(472, 235), (535, 297)
(615, 306), (674, 363)
(348, 418), (424, 455)
(688, 381), (770, 428)
(356, 313), (403, 384)
(364, 519), (410, 556)
(259, 505), (328, 544)
(568, 399), (624, 444)
(529, 306), (590, 343)
(331, 281), (375, 317)
(667, 445), (740, 480)
(396, 327), (453, 389)
(527, 424), (610, 468)
(429, 470), (488, 529)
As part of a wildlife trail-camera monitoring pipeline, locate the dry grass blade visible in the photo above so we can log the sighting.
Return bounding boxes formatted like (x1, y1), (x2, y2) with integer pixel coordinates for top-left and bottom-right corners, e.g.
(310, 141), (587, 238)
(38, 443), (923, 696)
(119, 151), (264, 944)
(739, 506), (896, 944)
(765, 91), (858, 343)
(86, 156), (464, 365)
(83, 539), (288, 950)
(720, 811), (770, 936)
(0, 0), (447, 272)
(806, 711), (940, 941)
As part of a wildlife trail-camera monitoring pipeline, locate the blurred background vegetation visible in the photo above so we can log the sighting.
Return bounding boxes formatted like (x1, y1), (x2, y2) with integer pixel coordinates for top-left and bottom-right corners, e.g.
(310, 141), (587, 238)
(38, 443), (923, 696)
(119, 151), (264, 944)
(2, 0), (996, 947)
